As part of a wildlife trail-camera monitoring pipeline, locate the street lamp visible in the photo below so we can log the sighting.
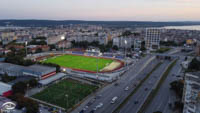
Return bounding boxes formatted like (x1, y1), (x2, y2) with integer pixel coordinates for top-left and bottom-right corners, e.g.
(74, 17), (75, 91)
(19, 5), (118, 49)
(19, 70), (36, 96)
(61, 36), (65, 54)
(96, 52), (100, 79)
(65, 94), (68, 108)
(124, 40), (127, 67)
(25, 41), (28, 57)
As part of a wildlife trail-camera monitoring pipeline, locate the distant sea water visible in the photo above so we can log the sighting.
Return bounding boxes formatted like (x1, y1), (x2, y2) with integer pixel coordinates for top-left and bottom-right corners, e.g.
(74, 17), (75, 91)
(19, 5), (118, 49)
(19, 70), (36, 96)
(163, 25), (200, 30)
(0, 26), (28, 30)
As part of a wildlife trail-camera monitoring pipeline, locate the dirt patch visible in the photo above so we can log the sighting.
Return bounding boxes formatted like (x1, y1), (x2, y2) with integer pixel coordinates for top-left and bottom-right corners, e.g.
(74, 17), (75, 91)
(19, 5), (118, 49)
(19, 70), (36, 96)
(101, 61), (121, 72)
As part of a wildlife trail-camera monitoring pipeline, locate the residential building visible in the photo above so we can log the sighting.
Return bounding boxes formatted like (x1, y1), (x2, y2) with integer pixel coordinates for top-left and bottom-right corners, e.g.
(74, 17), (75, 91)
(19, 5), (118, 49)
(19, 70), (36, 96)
(47, 35), (63, 45)
(134, 39), (142, 51)
(145, 28), (161, 50)
(183, 72), (200, 113)
(56, 40), (72, 49)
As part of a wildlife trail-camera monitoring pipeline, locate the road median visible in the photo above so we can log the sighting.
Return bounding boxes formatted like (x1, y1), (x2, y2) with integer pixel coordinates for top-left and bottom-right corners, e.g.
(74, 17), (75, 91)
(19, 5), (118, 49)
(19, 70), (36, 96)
(113, 62), (162, 113)
(137, 59), (177, 113)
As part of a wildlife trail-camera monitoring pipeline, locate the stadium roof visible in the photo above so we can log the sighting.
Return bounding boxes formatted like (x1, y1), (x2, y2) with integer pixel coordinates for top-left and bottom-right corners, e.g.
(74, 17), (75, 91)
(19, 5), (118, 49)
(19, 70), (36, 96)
(39, 73), (66, 85)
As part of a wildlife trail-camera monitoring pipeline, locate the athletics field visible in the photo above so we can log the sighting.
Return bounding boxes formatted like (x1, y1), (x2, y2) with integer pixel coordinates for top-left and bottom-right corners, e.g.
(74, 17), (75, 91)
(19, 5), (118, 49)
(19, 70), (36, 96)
(43, 54), (114, 72)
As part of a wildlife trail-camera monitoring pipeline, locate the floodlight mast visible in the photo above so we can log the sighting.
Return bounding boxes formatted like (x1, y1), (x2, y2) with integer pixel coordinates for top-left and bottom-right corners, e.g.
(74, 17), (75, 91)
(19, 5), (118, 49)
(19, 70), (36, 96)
(61, 36), (65, 54)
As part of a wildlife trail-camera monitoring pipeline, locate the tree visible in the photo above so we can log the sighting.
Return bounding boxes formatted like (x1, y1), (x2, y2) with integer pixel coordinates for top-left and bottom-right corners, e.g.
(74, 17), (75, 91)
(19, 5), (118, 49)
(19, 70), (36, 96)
(141, 41), (146, 51)
(107, 41), (113, 48)
(153, 111), (162, 113)
(188, 58), (200, 71)
(14, 94), (39, 113)
(26, 99), (39, 113)
(35, 48), (42, 53)
(38, 62), (60, 72)
(122, 30), (132, 36)
(49, 44), (56, 50)
(112, 45), (119, 51)
(174, 101), (184, 110)
(28, 79), (38, 88)
(12, 82), (27, 95)
(1, 73), (16, 83)
(170, 80), (184, 98)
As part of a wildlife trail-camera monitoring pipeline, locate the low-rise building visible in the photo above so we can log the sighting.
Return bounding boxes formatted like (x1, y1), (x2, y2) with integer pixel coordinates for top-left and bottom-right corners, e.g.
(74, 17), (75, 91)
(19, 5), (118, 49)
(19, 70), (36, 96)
(22, 64), (56, 80)
(0, 63), (25, 76)
(0, 82), (12, 97)
(0, 63), (57, 80)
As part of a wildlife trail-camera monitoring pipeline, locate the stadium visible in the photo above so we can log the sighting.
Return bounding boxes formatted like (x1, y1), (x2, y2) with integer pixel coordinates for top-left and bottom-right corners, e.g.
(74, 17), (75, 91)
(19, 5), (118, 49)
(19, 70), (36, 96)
(36, 53), (124, 74)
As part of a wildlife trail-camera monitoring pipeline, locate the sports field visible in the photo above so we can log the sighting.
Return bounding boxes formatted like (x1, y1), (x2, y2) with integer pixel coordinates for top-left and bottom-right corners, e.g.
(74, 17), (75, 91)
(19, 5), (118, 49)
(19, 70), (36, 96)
(32, 79), (98, 110)
(43, 54), (113, 72)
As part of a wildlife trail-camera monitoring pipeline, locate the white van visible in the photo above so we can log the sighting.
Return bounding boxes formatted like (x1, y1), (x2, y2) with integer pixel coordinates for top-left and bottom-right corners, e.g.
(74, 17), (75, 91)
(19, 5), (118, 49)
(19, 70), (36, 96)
(111, 96), (118, 104)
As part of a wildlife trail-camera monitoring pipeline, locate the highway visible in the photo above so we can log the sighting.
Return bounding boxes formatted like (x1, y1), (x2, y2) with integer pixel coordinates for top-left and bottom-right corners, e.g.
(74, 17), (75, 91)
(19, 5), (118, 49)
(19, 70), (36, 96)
(118, 60), (172, 113)
(71, 55), (158, 113)
(144, 56), (184, 113)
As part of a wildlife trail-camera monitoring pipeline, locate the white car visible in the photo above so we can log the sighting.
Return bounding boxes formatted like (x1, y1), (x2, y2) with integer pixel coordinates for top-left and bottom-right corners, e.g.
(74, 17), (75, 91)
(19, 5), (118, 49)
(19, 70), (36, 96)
(96, 103), (103, 108)
(124, 86), (129, 91)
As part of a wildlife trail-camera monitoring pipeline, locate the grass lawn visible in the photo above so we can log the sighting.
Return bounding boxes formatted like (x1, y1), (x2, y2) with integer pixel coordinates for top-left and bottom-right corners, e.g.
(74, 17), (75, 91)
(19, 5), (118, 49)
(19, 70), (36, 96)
(43, 54), (113, 71)
(32, 79), (98, 110)
(156, 47), (171, 53)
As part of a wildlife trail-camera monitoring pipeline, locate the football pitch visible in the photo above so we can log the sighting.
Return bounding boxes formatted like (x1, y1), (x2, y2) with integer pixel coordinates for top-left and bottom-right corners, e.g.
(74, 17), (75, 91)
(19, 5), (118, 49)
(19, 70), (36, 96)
(32, 79), (98, 110)
(43, 54), (113, 72)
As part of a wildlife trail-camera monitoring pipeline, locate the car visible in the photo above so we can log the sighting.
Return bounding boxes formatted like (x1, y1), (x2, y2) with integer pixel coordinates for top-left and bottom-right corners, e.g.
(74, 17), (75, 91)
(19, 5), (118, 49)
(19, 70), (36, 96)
(79, 110), (84, 113)
(89, 110), (95, 113)
(133, 84), (137, 87)
(124, 86), (129, 91)
(134, 101), (139, 104)
(111, 96), (118, 104)
(114, 83), (119, 86)
(145, 88), (148, 91)
(83, 107), (87, 111)
(87, 102), (92, 106)
(96, 103), (103, 108)
(93, 107), (97, 111)
(85, 106), (88, 109)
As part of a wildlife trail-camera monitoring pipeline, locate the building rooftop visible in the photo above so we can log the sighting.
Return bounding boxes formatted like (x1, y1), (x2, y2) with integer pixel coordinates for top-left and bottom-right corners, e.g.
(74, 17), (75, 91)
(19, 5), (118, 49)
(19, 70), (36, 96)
(27, 64), (56, 73)
(0, 63), (26, 72)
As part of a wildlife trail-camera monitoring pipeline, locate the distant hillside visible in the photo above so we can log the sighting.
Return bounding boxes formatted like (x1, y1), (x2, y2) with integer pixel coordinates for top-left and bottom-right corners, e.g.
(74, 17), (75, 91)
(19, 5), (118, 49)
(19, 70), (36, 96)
(0, 20), (200, 27)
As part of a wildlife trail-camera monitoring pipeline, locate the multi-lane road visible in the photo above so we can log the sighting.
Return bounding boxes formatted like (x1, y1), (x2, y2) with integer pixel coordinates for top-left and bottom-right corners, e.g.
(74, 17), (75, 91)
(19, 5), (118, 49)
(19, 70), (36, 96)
(118, 60), (172, 113)
(71, 55), (158, 113)
(144, 57), (184, 113)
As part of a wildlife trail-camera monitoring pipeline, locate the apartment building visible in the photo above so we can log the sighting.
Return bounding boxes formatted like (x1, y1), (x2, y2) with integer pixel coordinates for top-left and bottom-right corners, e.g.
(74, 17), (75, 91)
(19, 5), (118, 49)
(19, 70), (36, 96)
(145, 28), (161, 50)
(47, 35), (64, 45)
(183, 72), (200, 113)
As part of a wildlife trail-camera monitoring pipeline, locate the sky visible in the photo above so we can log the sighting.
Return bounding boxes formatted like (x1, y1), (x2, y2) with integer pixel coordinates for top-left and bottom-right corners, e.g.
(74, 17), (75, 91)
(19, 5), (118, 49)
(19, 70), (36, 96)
(0, 0), (200, 21)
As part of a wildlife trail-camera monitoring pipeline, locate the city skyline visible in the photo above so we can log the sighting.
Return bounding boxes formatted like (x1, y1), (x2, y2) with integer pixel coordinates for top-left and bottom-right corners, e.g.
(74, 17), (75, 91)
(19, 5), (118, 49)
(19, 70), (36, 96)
(0, 0), (200, 21)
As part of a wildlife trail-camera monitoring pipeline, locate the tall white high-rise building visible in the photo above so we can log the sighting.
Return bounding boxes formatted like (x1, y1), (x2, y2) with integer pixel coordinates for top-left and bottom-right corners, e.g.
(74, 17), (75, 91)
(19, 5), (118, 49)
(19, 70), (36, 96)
(145, 28), (161, 50)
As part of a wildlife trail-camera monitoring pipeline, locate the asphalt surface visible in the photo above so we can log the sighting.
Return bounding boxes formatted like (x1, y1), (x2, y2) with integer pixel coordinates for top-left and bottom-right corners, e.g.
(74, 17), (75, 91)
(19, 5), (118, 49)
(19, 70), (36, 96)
(71, 55), (158, 113)
(118, 60), (172, 113)
(144, 56), (184, 113)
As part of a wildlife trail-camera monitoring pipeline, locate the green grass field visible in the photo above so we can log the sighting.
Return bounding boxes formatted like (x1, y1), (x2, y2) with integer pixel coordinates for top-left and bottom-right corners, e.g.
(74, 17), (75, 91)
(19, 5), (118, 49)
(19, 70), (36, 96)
(32, 79), (98, 110)
(43, 54), (113, 71)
